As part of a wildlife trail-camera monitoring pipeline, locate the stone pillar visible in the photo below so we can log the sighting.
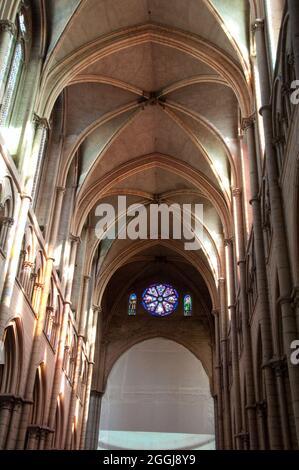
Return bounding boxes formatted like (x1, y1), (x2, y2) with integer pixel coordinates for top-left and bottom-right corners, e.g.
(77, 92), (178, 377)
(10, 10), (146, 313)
(242, 116), (282, 449)
(80, 305), (102, 449)
(30, 115), (49, 203)
(271, 358), (292, 449)
(26, 427), (39, 450)
(253, 19), (299, 444)
(44, 234), (80, 450)
(15, 256), (54, 449)
(224, 239), (243, 450)
(0, 20), (16, 104)
(5, 398), (23, 450)
(0, 395), (13, 449)
(232, 188), (258, 449)
(211, 309), (224, 450)
(65, 275), (91, 449)
(85, 391), (103, 450)
(0, 114), (50, 344)
(0, 193), (31, 341)
(287, 0), (299, 79)
(219, 277), (233, 449)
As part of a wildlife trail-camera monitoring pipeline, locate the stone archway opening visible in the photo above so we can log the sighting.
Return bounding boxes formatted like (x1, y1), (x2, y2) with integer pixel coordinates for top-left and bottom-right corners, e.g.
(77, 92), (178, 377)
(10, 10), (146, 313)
(98, 338), (215, 450)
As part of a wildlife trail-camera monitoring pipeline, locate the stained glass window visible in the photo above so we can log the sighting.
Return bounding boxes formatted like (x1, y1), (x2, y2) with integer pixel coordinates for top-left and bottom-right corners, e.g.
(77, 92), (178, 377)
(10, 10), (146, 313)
(128, 293), (137, 316)
(184, 294), (192, 317)
(142, 283), (179, 317)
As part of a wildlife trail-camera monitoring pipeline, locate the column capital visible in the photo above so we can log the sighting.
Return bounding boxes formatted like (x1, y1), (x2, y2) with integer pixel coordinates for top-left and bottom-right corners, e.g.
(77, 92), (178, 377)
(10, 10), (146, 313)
(211, 309), (219, 317)
(23, 260), (34, 269)
(262, 356), (287, 377)
(33, 114), (50, 131)
(0, 216), (14, 227)
(259, 104), (272, 116)
(92, 305), (102, 315)
(20, 192), (32, 202)
(251, 18), (265, 33)
(241, 115), (255, 131)
(0, 20), (17, 36)
(249, 195), (260, 205)
(218, 277), (226, 285)
(56, 186), (66, 195)
(232, 187), (242, 197)
(224, 237), (233, 247)
(69, 234), (81, 244)
(256, 401), (267, 418)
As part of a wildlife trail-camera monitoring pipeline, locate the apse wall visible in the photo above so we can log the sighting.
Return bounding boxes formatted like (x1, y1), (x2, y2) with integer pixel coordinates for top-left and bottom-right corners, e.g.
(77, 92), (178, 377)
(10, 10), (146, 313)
(99, 338), (215, 449)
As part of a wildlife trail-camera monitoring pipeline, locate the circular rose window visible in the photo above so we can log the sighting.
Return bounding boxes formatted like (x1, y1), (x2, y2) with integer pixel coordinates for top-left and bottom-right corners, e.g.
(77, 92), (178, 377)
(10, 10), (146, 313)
(142, 283), (179, 317)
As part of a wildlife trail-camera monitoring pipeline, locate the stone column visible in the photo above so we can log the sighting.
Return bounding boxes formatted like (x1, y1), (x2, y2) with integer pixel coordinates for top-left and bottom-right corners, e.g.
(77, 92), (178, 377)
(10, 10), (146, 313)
(0, 395), (13, 449)
(0, 20), (16, 104)
(85, 391), (103, 450)
(0, 115), (50, 344)
(80, 305), (102, 449)
(65, 275), (91, 449)
(224, 238), (243, 449)
(219, 277), (233, 449)
(242, 116), (282, 449)
(15, 257), (53, 449)
(0, 193), (31, 341)
(272, 358), (292, 449)
(287, 0), (299, 79)
(211, 309), (224, 450)
(26, 427), (39, 450)
(232, 188), (258, 449)
(253, 19), (299, 444)
(5, 398), (23, 450)
(44, 234), (80, 450)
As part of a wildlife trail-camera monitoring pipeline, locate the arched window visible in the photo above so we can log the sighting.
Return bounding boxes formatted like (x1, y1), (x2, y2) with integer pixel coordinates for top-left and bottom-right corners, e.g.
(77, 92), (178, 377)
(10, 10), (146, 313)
(183, 294), (192, 317)
(0, 10), (28, 128)
(63, 326), (77, 383)
(128, 293), (137, 316)
(29, 365), (45, 425)
(53, 397), (64, 449)
(0, 199), (13, 253)
(0, 325), (16, 393)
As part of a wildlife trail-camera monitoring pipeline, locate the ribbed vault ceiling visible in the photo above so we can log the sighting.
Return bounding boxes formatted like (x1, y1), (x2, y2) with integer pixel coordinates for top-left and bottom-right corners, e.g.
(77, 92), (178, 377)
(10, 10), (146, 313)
(44, 0), (252, 301)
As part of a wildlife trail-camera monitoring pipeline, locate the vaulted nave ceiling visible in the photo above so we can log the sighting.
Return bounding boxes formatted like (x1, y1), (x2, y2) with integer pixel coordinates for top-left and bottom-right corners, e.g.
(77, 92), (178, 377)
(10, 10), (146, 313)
(41, 0), (252, 288)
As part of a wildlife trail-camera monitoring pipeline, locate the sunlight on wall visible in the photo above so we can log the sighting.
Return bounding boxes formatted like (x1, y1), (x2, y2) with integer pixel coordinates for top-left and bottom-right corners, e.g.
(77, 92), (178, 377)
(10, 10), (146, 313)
(0, 126), (22, 155)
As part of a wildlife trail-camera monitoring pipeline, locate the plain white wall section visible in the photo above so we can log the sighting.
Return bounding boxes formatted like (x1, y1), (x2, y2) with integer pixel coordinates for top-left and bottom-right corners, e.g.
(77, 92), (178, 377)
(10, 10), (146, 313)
(99, 338), (215, 449)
